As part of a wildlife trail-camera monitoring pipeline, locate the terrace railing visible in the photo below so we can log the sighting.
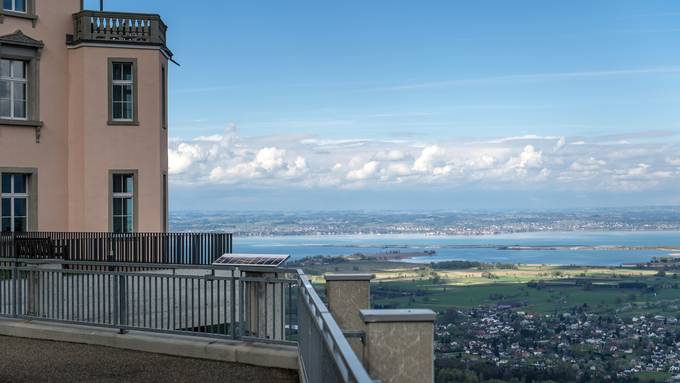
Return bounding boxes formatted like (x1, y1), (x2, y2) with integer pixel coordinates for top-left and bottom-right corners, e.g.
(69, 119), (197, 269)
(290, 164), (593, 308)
(0, 232), (232, 265)
(0, 256), (374, 382)
(72, 10), (168, 47)
(0, 258), (296, 343)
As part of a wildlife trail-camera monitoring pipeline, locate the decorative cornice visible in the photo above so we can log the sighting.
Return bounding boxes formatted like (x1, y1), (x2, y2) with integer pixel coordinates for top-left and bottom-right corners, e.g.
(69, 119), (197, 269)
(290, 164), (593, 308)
(0, 30), (44, 48)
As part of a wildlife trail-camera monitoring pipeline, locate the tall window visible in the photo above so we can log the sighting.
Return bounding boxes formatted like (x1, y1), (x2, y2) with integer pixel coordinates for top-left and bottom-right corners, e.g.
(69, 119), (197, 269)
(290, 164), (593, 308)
(1, 173), (28, 232)
(2, 0), (26, 12)
(112, 173), (135, 233)
(111, 62), (134, 122)
(0, 59), (27, 120)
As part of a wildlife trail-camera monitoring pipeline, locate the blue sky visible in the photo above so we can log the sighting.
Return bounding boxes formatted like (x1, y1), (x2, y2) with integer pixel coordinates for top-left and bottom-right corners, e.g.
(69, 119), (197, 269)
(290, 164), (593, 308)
(89, 1), (680, 210)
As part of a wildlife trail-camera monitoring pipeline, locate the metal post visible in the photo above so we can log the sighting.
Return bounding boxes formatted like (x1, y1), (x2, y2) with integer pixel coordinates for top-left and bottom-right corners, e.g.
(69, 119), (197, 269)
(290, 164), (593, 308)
(11, 258), (18, 318)
(10, 232), (18, 318)
(231, 268), (237, 339)
(100, 0), (104, 11)
(116, 274), (128, 334)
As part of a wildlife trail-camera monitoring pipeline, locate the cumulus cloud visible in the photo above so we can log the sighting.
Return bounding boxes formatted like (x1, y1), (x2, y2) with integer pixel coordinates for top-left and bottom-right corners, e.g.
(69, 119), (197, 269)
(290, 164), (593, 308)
(413, 145), (444, 172)
(347, 161), (380, 180)
(168, 125), (680, 192)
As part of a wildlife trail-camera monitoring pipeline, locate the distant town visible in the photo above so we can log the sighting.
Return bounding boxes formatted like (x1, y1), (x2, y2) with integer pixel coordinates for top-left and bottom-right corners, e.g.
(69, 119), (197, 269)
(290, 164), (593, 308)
(170, 207), (680, 236)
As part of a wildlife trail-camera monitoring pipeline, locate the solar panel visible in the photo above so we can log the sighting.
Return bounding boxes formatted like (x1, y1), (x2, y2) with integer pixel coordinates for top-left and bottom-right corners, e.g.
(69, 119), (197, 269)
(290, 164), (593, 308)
(212, 253), (290, 267)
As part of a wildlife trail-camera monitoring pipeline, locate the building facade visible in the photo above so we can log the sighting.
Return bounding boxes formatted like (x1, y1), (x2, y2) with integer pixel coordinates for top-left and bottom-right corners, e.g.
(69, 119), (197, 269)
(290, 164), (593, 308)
(0, 0), (170, 233)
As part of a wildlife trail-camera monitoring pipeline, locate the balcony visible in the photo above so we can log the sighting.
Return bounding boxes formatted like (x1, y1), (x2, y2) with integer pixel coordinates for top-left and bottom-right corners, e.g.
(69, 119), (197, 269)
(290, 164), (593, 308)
(70, 10), (169, 52)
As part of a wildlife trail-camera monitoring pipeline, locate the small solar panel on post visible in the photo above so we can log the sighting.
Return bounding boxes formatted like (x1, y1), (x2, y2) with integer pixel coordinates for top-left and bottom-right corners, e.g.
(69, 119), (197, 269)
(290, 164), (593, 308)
(212, 254), (289, 268)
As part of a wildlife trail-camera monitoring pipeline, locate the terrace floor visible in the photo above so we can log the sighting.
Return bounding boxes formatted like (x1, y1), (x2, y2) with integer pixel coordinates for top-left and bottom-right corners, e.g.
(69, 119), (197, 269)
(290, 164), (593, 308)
(0, 335), (298, 383)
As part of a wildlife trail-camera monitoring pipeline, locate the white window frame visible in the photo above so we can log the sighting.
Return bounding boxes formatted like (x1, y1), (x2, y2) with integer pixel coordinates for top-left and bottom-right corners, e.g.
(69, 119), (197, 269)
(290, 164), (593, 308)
(1, 174), (28, 232)
(0, 59), (27, 120)
(112, 173), (135, 233)
(2, 0), (27, 13)
(111, 62), (134, 122)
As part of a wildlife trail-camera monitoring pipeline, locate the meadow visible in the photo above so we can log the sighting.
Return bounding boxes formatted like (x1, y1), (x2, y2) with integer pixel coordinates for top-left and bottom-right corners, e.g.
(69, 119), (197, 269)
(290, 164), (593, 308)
(306, 259), (680, 317)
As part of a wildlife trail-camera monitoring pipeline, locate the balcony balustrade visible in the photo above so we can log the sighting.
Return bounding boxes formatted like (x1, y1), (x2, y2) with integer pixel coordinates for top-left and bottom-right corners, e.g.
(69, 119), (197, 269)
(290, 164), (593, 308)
(71, 10), (167, 47)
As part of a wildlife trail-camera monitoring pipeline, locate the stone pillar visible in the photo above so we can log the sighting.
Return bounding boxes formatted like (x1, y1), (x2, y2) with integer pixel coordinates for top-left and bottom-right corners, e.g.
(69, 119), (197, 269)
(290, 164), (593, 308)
(244, 270), (286, 340)
(360, 309), (436, 383)
(324, 273), (374, 361)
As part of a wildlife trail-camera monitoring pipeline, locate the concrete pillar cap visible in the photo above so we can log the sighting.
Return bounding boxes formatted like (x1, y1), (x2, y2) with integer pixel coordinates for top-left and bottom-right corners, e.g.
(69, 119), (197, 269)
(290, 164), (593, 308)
(360, 309), (436, 323)
(324, 273), (375, 281)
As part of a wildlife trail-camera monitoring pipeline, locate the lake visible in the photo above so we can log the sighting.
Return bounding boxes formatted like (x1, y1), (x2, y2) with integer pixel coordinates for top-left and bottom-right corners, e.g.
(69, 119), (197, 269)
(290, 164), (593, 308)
(233, 231), (680, 266)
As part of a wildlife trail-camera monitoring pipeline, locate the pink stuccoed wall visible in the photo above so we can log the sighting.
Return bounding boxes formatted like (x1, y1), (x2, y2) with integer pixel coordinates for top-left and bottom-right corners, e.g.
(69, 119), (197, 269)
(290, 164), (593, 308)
(0, 0), (169, 232)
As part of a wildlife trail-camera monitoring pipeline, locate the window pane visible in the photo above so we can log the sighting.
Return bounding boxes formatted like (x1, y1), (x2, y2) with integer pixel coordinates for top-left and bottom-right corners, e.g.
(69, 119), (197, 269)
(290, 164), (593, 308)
(1, 217), (10, 232)
(113, 217), (122, 233)
(113, 174), (122, 193)
(122, 63), (133, 81)
(11, 61), (25, 79)
(126, 215), (133, 233)
(0, 80), (9, 99)
(113, 198), (122, 215)
(122, 84), (133, 102)
(123, 102), (133, 120)
(13, 82), (25, 101)
(125, 175), (133, 193)
(13, 198), (26, 217)
(125, 198), (133, 216)
(13, 174), (26, 193)
(13, 99), (26, 118)
(112, 84), (122, 102)
(15, 0), (25, 12)
(14, 217), (25, 232)
(1, 174), (10, 194)
(112, 102), (123, 120)
(113, 63), (122, 81)
(0, 99), (9, 118)
(0, 59), (9, 77)
(1, 198), (9, 217)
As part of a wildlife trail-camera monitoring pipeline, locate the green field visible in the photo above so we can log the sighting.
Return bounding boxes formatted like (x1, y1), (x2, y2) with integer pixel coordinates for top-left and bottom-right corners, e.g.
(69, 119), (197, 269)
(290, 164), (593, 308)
(306, 260), (680, 317)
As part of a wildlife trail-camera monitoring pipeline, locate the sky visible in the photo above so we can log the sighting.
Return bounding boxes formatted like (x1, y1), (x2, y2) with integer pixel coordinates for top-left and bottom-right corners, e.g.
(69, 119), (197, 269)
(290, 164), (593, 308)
(89, 0), (680, 211)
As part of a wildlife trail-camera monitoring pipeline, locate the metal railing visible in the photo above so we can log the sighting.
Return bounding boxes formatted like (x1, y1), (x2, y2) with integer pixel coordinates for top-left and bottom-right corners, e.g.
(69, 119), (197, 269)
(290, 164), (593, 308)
(72, 10), (168, 46)
(297, 269), (373, 383)
(0, 256), (374, 382)
(0, 232), (232, 265)
(0, 258), (296, 344)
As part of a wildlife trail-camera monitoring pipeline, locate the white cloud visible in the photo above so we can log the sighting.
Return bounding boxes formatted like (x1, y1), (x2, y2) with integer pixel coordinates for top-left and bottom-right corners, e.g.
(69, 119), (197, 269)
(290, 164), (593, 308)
(413, 145), (444, 172)
(168, 125), (680, 193)
(518, 145), (543, 169)
(347, 161), (380, 180)
(254, 147), (286, 171)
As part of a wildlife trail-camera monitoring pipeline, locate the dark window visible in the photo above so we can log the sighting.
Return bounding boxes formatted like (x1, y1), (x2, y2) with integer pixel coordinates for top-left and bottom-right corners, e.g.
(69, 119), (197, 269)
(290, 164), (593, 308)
(112, 173), (134, 233)
(111, 62), (134, 121)
(3, 0), (26, 12)
(0, 59), (27, 120)
(0, 173), (28, 232)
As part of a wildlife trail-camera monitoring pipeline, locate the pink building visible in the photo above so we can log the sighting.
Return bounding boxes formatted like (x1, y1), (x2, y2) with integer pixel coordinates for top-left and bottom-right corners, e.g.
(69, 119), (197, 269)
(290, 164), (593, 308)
(0, 0), (170, 233)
